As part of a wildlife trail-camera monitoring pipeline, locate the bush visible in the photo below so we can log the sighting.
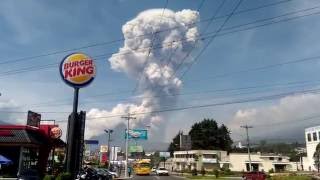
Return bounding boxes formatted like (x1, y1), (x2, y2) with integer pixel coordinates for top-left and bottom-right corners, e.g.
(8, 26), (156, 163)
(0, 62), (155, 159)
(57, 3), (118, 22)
(220, 168), (233, 176)
(192, 168), (198, 176)
(214, 169), (219, 178)
(43, 175), (55, 180)
(55, 173), (71, 180)
(269, 168), (274, 174)
(201, 167), (206, 176)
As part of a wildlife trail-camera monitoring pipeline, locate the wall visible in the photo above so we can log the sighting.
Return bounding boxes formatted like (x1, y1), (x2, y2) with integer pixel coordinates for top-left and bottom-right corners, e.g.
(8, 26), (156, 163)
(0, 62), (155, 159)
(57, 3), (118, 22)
(305, 126), (320, 171)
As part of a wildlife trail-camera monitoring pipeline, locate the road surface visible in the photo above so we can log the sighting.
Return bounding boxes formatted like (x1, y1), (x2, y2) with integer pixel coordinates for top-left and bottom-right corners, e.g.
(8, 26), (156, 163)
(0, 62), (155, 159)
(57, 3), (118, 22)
(131, 174), (243, 180)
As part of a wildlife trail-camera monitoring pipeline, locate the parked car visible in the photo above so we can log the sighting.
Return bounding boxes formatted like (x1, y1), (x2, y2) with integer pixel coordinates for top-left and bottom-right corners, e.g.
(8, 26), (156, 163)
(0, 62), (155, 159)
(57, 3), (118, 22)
(242, 171), (267, 180)
(151, 167), (157, 172)
(17, 169), (40, 180)
(156, 167), (169, 176)
(76, 167), (106, 180)
(102, 169), (119, 178)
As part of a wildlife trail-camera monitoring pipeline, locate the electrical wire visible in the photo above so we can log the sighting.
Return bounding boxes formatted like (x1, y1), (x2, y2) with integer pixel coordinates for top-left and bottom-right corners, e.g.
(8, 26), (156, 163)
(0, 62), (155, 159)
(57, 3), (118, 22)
(0, 0), (294, 66)
(1, 5), (320, 79)
(25, 78), (320, 108)
(49, 87), (320, 122)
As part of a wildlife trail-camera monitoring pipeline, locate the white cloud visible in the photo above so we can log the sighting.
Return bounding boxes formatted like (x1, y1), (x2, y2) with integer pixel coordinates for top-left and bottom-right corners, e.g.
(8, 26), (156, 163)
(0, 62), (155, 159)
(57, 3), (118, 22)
(228, 93), (320, 140)
(86, 8), (200, 140)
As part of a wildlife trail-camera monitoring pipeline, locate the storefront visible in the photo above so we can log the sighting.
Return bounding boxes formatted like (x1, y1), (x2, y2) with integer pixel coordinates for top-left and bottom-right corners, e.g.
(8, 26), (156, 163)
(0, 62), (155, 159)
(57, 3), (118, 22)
(0, 123), (64, 177)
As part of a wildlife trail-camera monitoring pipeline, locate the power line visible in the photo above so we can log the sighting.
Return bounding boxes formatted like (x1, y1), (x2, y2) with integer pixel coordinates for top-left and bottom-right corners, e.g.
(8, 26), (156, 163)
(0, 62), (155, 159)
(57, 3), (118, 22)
(52, 87), (320, 121)
(128, 0), (169, 94)
(254, 114), (320, 128)
(0, 0), (294, 66)
(25, 78), (320, 108)
(1, 5), (320, 78)
(166, 0), (227, 85)
(187, 55), (320, 82)
(180, 6), (320, 79)
(21, 84), (319, 122)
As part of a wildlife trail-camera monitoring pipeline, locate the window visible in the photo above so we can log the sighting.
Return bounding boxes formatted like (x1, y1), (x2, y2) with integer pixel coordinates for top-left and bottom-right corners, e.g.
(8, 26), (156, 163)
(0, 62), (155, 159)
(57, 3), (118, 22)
(269, 157), (274, 160)
(278, 157), (282, 161)
(313, 132), (318, 141)
(308, 133), (312, 142)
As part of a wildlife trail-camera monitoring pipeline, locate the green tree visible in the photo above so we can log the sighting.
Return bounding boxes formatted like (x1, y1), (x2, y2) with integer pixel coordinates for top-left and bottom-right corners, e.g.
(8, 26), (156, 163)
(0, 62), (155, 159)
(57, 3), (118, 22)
(189, 119), (233, 151)
(168, 131), (182, 156)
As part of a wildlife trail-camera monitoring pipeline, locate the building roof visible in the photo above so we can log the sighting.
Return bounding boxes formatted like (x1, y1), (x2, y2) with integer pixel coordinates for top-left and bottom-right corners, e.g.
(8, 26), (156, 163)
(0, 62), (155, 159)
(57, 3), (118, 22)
(174, 150), (227, 155)
(0, 125), (64, 147)
(305, 125), (320, 132)
(0, 128), (46, 145)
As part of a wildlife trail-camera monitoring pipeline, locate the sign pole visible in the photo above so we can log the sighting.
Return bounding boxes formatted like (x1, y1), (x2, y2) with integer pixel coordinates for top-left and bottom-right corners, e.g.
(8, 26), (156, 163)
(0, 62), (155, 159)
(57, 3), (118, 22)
(60, 53), (96, 178)
(73, 88), (79, 113)
(65, 88), (80, 177)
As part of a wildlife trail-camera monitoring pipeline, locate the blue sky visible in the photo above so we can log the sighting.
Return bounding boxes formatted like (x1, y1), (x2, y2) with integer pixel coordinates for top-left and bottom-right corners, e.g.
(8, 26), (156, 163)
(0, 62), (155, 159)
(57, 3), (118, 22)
(1, 0), (320, 145)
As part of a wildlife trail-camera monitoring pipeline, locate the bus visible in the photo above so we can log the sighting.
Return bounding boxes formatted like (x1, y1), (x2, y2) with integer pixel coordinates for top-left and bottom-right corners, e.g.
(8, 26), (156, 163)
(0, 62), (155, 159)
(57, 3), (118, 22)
(134, 159), (151, 175)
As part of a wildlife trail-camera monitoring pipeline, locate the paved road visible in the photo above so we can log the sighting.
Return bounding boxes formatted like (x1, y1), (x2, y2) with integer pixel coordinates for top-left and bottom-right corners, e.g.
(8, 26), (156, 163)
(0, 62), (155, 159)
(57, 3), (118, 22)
(132, 174), (185, 180)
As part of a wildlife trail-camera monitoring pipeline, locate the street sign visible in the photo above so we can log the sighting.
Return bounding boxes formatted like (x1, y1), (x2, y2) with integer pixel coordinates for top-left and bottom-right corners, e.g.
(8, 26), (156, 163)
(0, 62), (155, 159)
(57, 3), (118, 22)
(84, 140), (99, 145)
(27, 111), (41, 128)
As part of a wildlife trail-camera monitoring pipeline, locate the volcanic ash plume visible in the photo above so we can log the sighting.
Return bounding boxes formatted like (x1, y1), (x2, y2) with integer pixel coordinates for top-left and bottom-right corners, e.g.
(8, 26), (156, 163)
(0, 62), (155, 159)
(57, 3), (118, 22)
(85, 9), (200, 139)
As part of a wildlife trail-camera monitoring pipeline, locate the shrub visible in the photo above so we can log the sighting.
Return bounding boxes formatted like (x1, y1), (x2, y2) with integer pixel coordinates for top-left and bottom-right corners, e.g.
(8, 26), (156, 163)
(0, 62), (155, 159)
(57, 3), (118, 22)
(269, 168), (274, 174)
(214, 169), (219, 178)
(192, 168), (198, 176)
(43, 175), (55, 180)
(55, 172), (71, 180)
(220, 168), (233, 176)
(201, 167), (206, 176)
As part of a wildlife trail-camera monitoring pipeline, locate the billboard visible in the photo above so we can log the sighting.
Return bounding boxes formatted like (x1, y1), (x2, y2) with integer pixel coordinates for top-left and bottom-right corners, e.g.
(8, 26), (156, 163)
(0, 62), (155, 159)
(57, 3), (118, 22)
(126, 129), (148, 140)
(100, 145), (108, 152)
(129, 145), (143, 153)
(110, 146), (121, 161)
(27, 111), (41, 127)
(159, 152), (170, 158)
(100, 152), (108, 164)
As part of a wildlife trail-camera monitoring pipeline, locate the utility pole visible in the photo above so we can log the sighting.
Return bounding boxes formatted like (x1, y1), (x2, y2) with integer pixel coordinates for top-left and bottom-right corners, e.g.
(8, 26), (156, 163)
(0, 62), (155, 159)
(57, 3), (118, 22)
(241, 125), (253, 172)
(121, 113), (136, 178)
(104, 129), (113, 169)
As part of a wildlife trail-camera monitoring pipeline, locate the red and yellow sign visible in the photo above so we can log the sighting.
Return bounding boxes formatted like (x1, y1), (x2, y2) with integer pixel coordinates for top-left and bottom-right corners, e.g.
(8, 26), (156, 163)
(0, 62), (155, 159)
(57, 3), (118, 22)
(60, 53), (96, 88)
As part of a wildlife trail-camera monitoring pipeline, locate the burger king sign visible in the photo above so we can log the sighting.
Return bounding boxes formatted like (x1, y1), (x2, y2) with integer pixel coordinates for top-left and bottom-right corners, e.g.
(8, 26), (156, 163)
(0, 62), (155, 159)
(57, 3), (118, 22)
(60, 53), (96, 88)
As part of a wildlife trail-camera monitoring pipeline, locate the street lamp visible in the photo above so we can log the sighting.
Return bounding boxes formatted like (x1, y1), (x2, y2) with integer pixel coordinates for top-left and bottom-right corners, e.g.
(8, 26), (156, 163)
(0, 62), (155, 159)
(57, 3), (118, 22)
(104, 129), (113, 169)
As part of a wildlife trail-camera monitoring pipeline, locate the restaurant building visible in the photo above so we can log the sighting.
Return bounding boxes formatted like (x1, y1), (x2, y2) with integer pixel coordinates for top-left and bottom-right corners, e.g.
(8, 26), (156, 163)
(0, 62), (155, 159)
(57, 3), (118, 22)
(0, 121), (64, 177)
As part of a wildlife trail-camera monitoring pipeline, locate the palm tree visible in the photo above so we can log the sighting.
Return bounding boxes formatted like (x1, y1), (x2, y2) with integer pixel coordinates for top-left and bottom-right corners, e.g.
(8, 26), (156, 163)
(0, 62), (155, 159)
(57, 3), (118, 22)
(313, 143), (320, 172)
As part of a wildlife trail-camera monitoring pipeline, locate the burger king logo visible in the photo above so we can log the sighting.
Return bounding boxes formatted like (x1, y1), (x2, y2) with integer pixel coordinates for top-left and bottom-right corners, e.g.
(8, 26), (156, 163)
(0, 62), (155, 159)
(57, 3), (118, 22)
(60, 53), (96, 88)
(50, 127), (62, 139)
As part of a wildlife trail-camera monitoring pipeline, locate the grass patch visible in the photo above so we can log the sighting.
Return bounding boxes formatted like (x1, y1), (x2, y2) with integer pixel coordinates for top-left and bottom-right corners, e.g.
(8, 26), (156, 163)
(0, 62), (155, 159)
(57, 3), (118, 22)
(270, 175), (312, 180)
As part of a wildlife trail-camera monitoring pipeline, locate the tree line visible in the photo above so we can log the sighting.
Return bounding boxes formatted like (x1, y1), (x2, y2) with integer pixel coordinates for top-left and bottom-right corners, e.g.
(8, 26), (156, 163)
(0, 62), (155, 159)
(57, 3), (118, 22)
(168, 119), (233, 155)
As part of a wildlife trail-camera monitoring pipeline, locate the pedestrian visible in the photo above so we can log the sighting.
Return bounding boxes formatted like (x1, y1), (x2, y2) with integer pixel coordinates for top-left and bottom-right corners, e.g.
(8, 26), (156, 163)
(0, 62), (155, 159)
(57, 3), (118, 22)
(128, 166), (132, 177)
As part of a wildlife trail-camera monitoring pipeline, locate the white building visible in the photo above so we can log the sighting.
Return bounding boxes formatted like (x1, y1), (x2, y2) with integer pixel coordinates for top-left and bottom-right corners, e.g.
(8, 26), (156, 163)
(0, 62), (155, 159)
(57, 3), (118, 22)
(172, 150), (298, 172)
(173, 150), (228, 171)
(228, 153), (296, 172)
(304, 125), (320, 171)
